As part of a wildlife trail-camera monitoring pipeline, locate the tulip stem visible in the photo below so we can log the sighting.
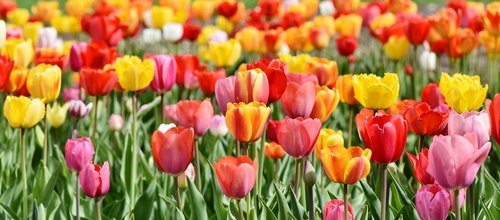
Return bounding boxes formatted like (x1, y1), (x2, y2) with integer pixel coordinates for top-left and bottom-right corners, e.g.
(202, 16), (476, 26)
(237, 199), (244, 220)
(130, 93), (138, 213)
(174, 176), (182, 210)
(43, 103), (48, 163)
(73, 119), (79, 138)
(294, 158), (303, 194)
(273, 159), (279, 181)
(160, 93), (165, 123)
(347, 105), (354, 147)
(344, 184), (349, 220)
(95, 198), (101, 220)
(493, 36), (498, 95)
(20, 128), (27, 220)
(418, 135), (425, 153)
(381, 164), (388, 220)
(412, 45), (418, 99)
(236, 140), (240, 156)
(307, 185), (314, 220)
(467, 183), (475, 220)
(455, 189), (461, 220)
(76, 174), (80, 220)
(194, 139), (202, 190)
(92, 96), (99, 140)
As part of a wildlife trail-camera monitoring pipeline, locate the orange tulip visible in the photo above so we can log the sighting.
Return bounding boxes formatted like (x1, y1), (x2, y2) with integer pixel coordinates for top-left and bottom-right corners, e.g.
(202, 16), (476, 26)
(234, 68), (269, 104)
(335, 14), (363, 37)
(449, 28), (478, 58)
(336, 74), (358, 105)
(485, 2), (500, 36)
(306, 57), (338, 87)
(320, 145), (372, 184)
(264, 142), (286, 159)
(192, 0), (215, 22)
(311, 86), (340, 122)
(235, 26), (262, 53)
(226, 102), (270, 143)
(429, 8), (458, 39)
(315, 128), (344, 158)
(1, 66), (27, 94)
(31, 1), (61, 24)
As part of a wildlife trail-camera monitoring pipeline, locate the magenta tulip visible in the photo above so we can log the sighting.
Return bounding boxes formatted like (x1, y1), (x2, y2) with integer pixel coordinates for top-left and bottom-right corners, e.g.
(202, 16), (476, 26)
(323, 199), (354, 220)
(79, 162), (110, 198)
(277, 117), (321, 158)
(65, 137), (95, 172)
(69, 42), (87, 72)
(149, 55), (177, 94)
(448, 110), (491, 146)
(415, 183), (451, 220)
(215, 76), (236, 114)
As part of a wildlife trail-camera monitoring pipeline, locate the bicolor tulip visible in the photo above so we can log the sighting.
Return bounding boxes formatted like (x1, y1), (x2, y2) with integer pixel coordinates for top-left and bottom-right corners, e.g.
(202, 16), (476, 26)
(306, 58), (338, 87)
(152, 126), (194, 176)
(214, 155), (257, 200)
(69, 100), (93, 119)
(421, 83), (446, 109)
(488, 94), (500, 144)
(415, 183), (452, 220)
(406, 148), (434, 185)
(448, 110), (490, 146)
(46, 102), (70, 128)
(3, 96), (45, 128)
(485, 2), (500, 36)
(277, 117), (322, 158)
(1, 66), (28, 94)
(404, 14), (431, 45)
(280, 82), (317, 118)
(175, 99), (214, 136)
(323, 199), (354, 220)
(0, 55), (14, 89)
(226, 102), (270, 143)
(353, 73), (399, 110)
(235, 26), (262, 53)
(309, 27), (330, 49)
(209, 115), (228, 137)
(439, 73), (488, 113)
(320, 145), (371, 184)
(336, 74), (358, 105)
(27, 64), (61, 103)
(311, 86), (340, 122)
(36, 27), (58, 49)
(197, 68), (226, 95)
(427, 133), (491, 189)
(80, 68), (118, 96)
(264, 142), (286, 159)
(356, 110), (408, 164)
(65, 137), (95, 172)
(177, 163), (196, 189)
(3, 39), (33, 68)
(79, 162), (110, 198)
(215, 76), (235, 114)
(449, 28), (478, 58)
(335, 14), (363, 37)
(315, 128), (344, 158)
(149, 55), (177, 94)
(34, 48), (68, 72)
(429, 8), (458, 39)
(246, 58), (288, 103)
(208, 39), (241, 67)
(192, 0), (215, 22)
(115, 55), (155, 91)
(403, 102), (449, 136)
(234, 68), (269, 104)
(31, 1), (61, 24)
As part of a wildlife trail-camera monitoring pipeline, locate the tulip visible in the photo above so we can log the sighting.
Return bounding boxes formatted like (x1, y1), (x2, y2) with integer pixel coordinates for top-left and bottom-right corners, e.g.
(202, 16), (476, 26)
(148, 6), (173, 28)
(81, 11), (124, 46)
(197, 68), (226, 95)
(108, 114), (124, 131)
(336, 36), (358, 56)
(319, 1), (334, 16)
(315, 128), (344, 158)
(80, 68), (118, 97)
(0, 20), (5, 48)
(403, 101), (449, 136)
(404, 14), (431, 45)
(69, 42), (87, 72)
(36, 27), (58, 49)
(264, 142), (286, 159)
(277, 117), (322, 158)
(415, 183), (452, 220)
(421, 83), (445, 109)
(353, 73), (399, 110)
(141, 28), (162, 43)
(65, 137), (95, 172)
(149, 55), (177, 94)
(3, 39), (34, 68)
(31, 1), (61, 24)
(226, 102), (270, 143)
(209, 115), (228, 137)
(65, 0), (92, 18)
(177, 163), (196, 189)
(174, 54), (206, 88)
(439, 73), (488, 113)
(79, 162), (110, 198)
(406, 148), (434, 185)
(27, 64), (61, 103)
(63, 87), (83, 102)
(287, 74), (319, 85)
(428, 133), (490, 190)
(383, 35), (410, 61)
(246, 59), (288, 103)
(46, 102), (70, 128)
(266, 119), (281, 143)
(448, 110), (490, 147)
(6, 8), (29, 26)
(3, 96), (45, 128)
(320, 145), (371, 184)
(336, 74), (358, 105)
(309, 27), (330, 49)
(115, 56), (155, 91)
(69, 100), (93, 119)
(323, 199), (354, 220)
(208, 39), (242, 67)
(216, 1), (239, 18)
(1, 66), (27, 94)
(33, 48), (68, 72)
(214, 156), (257, 199)
(82, 41), (119, 69)
(311, 86), (340, 122)
(235, 26), (262, 53)
(175, 99), (214, 137)
(152, 126), (194, 176)
(485, 2), (500, 36)
(215, 76), (236, 114)
(22, 22), (43, 46)
(306, 58), (338, 87)
(280, 82), (317, 118)
(419, 49), (437, 72)
(429, 8), (458, 39)
(449, 28), (478, 58)
(182, 23), (202, 42)
(488, 94), (500, 144)
(279, 53), (312, 74)
(0, 55), (14, 89)
(192, 0), (215, 22)
(234, 69), (269, 104)
(163, 23), (184, 42)
(335, 14), (363, 37)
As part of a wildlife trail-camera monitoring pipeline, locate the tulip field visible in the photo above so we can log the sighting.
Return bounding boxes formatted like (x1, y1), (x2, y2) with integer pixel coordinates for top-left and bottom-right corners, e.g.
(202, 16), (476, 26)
(1, 0), (500, 220)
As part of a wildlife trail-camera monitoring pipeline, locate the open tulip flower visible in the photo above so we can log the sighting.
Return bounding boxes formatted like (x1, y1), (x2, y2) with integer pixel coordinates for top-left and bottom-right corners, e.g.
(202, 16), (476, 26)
(214, 155), (257, 200)
(439, 73), (488, 113)
(152, 126), (194, 176)
(403, 101), (449, 136)
(320, 145), (371, 184)
(353, 73), (399, 110)
(226, 102), (270, 143)
(406, 148), (434, 185)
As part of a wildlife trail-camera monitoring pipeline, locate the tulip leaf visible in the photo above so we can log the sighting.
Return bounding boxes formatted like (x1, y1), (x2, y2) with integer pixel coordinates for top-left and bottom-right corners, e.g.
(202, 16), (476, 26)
(120, 133), (133, 201)
(36, 164), (61, 206)
(389, 172), (417, 220)
(0, 201), (19, 220)
(288, 186), (306, 220)
(173, 207), (185, 220)
(187, 179), (208, 220)
(259, 198), (278, 220)
(33, 164), (50, 203)
(209, 164), (227, 220)
(226, 200), (237, 220)
(137, 96), (160, 119)
(133, 181), (156, 219)
(37, 203), (46, 220)
(273, 183), (291, 220)
(360, 180), (381, 220)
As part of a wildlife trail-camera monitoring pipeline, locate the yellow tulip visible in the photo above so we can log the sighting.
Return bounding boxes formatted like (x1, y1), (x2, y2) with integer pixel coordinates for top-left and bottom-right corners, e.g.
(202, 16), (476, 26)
(236, 26), (262, 53)
(197, 26), (220, 45)
(7, 8), (30, 26)
(23, 22), (43, 45)
(313, 16), (336, 36)
(208, 39), (241, 67)
(383, 35), (410, 61)
(46, 102), (70, 128)
(439, 73), (488, 113)
(192, 0), (215, 22)
(51, 16), (81, 34)
(320, 145), (371, 184)
(27, 64), (62, 103)
(335, 14), (363, 37)
(369, 13), (396, 31)
(278, 53), (312, 73)
(31, 1), (61, 24)
(479, 31), (500, 58)
(315, 128), (344, 158)
(216, 16), (234, 33)
(115, 56), (155, 91)
(301, 0), (320, 20)
(173, 10), (189, 23)
(159, 0), (190, 12)
(3, 96), (46, 128)
(353, 73), (399, 110)
(151, 6), (174, 29)
(2, 39), (34, 68)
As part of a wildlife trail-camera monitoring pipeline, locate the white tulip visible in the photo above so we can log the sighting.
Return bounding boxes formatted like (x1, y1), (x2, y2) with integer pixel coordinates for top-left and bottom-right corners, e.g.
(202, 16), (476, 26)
(0, 20), (6, 48)
(142, 28), (162, 43)
(163, 23), (183, 42)
(319, 1), (335, 16)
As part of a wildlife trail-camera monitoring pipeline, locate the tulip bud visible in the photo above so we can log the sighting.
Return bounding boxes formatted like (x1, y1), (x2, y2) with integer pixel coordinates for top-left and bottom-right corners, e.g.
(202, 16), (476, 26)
(303, 160), (316, 187)
(209, 115), (228, 137)
(178, 163), (195, 189)
(79, 162), (110, 198)
(419, 48), (436, 71)
(108, 114), (124, 131)
(69, 100), (93, 118)
(46, 102), (70, 128)
(65, 137), (95, 172)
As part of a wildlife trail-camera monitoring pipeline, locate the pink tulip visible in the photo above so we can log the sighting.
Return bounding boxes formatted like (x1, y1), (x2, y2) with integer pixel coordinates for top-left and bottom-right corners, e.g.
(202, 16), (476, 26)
(280, 82), (317, 118)
(108, 114), (123, 131)
(63, 87), (84, 102)
(277, 117), (321, 158)
(163, 104), (179, 124)
(427, 133), (491, 189)
(323, 199), (353, 220)
(65, 137), (95, 172)
(415, 183), (451, 220)
(448, 110), (490, 146)
(214, 156), (257, 200)
(286, 74), (318, 85)
(152, 126), (194, 176)
(149, 55), (177, 93)
(175, 99), (214, 136)
(69, 42), (87, 72)
(79, 162), (110, 198)
(215, 76), (236, 114)
(209, 115), (228, 137)
(234, 69), (269, 104)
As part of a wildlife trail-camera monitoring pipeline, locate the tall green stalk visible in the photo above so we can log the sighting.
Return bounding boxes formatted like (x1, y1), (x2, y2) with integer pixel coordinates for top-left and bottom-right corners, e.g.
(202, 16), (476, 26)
(43, 104), (48, 163)
(20, 128), (27, 220)
(130, 93), (138, 213)
(344, 184), (349, 220)
(380, 164), (388, 220)
(194, 139), (202, 190)
(95, 198), (101, 220)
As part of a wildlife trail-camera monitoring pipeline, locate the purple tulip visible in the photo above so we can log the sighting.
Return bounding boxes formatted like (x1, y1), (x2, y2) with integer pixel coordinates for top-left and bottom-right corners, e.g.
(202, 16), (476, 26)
(149, 55), (177, 94)
(65, 137), (95, 172)
(79, 161), (110, 198)
(69, 100), (93, 118)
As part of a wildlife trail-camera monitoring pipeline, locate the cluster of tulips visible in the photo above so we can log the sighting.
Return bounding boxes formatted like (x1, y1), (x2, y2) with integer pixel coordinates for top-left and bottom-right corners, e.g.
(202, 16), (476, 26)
(0, 0), (499, 219)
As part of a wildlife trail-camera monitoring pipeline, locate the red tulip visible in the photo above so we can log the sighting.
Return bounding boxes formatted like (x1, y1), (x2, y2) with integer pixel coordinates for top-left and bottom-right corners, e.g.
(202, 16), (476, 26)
(247, 58), (288, 103)
(356, 110), (408, 164)
(182, 23), (202, 42)
(152, 126), (194, 176)
(277, 117), (322, 158)
(216, 1), (239, 18)
(429, 38), (449, 55)
(487, 94), (500, 145)
(34, 49), (68, 72)
(214, 156), (257, 199)
(175, 99), (214, 136)
(0, 0), (16, 19)
(280, 81), (317, 118)
(421, 83), (446, 109)
(81, 9), (124, 46)
(336, 36), (358, 56)
(197, 68), (226, 95)
(174, 54), (206, 87)
(263, 30), (282, 53)
(83, 41), (120, 69)
(403, 102), (449, 136)
(0, 55), (14, 89)
(266, 119), (281, 143)
(258, 0), (281, 18)
(79, 162), (110, 198)
(281, 11), (304, 29)
(404, 14), (431, 45)
(80, 68), (118, 96)
(406, 148), (435, 185)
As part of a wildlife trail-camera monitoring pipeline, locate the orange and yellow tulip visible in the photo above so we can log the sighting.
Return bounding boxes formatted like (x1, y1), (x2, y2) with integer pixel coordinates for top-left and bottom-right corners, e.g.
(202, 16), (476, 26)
(315, 128), (344, 158)
(429, 8), (458, 39)
(485, 2), (500, 36)
(264, 142), (286, 159)
(335, 14), (363, 37)
(225, 102), (270, 143)
(311, 86), (340, 122)
(336, 74), (358, 105)
(192, 0), (215, 22)
(235, 26), (262, 53)
(306, 57), (338, 87)
(320, 144), (371, 184)
(31, 1), (61, 24)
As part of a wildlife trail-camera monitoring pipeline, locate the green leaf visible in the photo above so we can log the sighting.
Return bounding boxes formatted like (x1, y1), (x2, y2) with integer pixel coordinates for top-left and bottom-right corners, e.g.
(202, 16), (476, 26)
(37, 204), (46, 220)
(360, 180), (381, 220)
(187, 179), (208, 220)
(173, 207), (186, 220)
(33, 165), (50, 203)
(209, 164), (227, 220)
(0, 201), (19, 220)
(133, 181), (156, 219)
(273, 183), (290, 220)
(120, 133), (132, 200)
(36, 165), (61, 206)
(288, 187), (306, 220)
(259, 198), (278, 220)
